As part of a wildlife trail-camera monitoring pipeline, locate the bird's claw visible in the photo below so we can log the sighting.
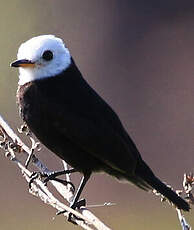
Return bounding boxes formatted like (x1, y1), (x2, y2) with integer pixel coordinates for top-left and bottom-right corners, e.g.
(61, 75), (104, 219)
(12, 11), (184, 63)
(71, 198), (86, 209)
(43, 172), (63, 184)
(29, 171), (76, 193)
(56, 199), (86, 224)
(29, 171), (45, 188)
(44, 176), (75, 192)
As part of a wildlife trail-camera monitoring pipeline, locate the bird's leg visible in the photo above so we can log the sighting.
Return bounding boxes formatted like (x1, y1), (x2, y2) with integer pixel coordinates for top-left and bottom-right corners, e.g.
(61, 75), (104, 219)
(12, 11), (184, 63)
(47, 177), (75, 192)
(57, 172), (91, 223)
(29, 168), (77, 189)
(70, 173), (91, 209)
(43, 168), (77, 184)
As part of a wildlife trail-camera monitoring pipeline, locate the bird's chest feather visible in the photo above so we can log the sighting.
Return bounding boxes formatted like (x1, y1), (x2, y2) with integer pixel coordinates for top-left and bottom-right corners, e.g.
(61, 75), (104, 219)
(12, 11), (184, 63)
(17, 79), (82, 136)
(17, 82), (59, 134)
(18, 83), (42, 122)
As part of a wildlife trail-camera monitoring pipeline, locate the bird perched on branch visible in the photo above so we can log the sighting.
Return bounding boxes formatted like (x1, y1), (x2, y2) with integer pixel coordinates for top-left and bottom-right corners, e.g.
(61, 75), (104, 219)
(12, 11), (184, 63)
(11, 35), (190, 215)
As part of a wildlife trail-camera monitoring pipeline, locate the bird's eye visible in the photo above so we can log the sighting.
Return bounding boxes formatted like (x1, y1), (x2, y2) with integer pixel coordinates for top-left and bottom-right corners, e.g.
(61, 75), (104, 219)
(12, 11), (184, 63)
(42, 50), (53, 61)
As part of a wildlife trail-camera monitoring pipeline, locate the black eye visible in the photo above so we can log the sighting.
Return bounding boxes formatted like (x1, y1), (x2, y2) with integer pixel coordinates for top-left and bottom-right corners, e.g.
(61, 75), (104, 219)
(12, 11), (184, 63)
(42, 50), (53, 61)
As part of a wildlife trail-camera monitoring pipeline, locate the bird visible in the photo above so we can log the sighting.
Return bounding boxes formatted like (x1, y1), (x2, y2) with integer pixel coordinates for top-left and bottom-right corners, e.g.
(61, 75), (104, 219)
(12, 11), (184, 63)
(11, 35), (189, 213)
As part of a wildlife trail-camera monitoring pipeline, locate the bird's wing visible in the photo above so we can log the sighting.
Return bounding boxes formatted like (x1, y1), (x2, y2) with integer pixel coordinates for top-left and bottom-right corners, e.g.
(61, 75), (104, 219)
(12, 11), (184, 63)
(51, 107), (136, 173)
(38, 72), (140, 174)
(47, 101), (138, 175)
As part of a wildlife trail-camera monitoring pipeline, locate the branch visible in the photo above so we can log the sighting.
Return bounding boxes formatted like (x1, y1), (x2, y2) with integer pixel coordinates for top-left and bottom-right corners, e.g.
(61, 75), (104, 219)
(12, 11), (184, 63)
(0, 114), (112, 230)
(176, 173), (194, 230)
(176, 209), (191, 230)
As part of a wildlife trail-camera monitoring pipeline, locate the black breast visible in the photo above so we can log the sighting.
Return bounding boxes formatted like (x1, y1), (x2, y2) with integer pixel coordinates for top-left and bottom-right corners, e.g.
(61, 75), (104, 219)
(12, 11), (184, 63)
(17, 81), (39, 123)
(16, 62), (140, 174)
(16, 65), (113, 173)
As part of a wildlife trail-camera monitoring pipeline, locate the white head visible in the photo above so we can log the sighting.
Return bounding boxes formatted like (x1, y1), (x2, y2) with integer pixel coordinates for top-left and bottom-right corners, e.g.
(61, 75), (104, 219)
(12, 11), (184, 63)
(11, 35), (71, 85)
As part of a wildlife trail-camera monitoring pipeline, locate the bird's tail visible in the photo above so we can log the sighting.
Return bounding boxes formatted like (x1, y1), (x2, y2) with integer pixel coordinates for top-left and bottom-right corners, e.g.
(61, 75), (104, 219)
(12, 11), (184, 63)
(134, 160), (190, 211)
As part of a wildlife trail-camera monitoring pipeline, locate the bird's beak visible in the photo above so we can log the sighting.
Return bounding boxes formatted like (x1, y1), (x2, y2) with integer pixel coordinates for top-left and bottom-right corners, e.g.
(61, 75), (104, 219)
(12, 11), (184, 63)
(10, 59), (35, 68)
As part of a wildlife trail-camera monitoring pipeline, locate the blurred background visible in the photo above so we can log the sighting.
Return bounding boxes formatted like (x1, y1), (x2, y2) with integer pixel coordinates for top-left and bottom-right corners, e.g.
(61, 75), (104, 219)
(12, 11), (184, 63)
(0, 0), (193, 229)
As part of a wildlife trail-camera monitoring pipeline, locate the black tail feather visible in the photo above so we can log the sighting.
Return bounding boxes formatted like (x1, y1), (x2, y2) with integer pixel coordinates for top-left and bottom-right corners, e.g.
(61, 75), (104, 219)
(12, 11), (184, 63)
(135, 160), (190, 211)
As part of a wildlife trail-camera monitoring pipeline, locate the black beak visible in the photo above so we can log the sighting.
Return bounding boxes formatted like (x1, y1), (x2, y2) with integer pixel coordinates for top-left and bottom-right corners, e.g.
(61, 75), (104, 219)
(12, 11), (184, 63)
(10, 59), (35, 68)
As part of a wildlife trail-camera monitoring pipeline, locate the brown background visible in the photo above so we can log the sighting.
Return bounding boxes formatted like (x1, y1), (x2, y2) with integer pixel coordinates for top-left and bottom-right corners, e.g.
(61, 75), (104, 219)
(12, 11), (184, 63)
(0, 1), (193, 229)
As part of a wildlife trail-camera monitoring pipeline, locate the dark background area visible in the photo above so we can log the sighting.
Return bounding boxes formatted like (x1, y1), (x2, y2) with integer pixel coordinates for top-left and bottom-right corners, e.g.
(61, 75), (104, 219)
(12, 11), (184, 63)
(0, 1), (193, 229)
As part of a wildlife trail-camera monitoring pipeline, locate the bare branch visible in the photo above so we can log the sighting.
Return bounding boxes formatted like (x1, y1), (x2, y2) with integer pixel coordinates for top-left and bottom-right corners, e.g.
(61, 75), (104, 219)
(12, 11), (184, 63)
(175, 173), (193, 230)
(176, 209), (191, 230)
(183, 173), (194, 205)
(0, 114), (112, 230)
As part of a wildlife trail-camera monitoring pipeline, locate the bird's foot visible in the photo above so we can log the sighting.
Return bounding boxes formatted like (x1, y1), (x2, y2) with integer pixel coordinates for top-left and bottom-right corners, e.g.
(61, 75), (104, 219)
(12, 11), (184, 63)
(44, 176), (75, 192)
(29, 171), (43, 188)
(57, 199), (86, 224)
(28, 171), (75, 192)
(43, 168), (76, 184)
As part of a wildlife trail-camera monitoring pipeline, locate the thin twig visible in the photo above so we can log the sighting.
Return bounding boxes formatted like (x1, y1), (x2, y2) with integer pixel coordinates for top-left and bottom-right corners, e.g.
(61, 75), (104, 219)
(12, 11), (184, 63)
(175, 173), (194, 230)
(176, 209), (191, 230)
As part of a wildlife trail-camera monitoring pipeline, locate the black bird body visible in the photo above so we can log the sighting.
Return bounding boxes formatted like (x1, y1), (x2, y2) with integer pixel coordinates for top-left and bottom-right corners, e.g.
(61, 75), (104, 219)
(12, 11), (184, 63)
(17, 59), (140, 178)
(17, 59), (189, 211)
(12, 35), (189, 212)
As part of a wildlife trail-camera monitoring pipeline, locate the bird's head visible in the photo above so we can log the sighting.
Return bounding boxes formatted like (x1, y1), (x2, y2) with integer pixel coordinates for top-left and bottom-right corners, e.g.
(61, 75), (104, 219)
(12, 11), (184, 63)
(11, 35), (71, 85)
